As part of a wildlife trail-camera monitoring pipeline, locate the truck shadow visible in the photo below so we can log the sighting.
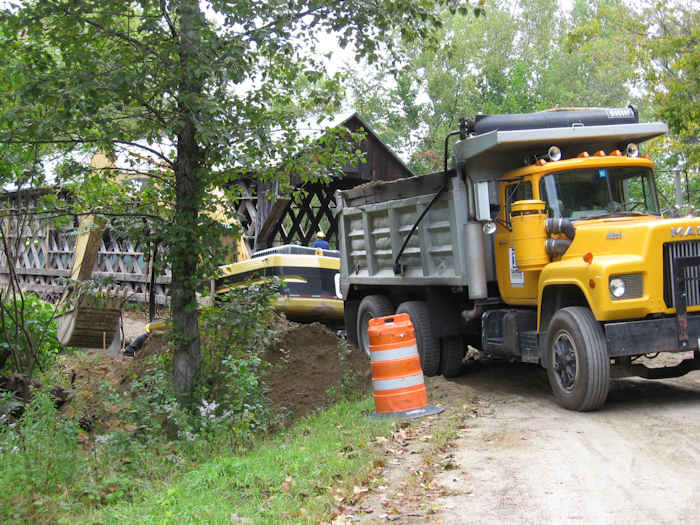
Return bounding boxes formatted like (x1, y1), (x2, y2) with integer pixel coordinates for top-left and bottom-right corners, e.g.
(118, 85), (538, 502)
(448, 360), (551, 400)
(606, 377), (700, 412)
(444, 360), (700, 412)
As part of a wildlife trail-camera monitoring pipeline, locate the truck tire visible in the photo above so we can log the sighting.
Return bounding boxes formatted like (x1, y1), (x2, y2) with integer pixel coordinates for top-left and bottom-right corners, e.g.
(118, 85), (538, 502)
(397, 301), (441, 377)
(545, 306), (609, 411)
(357, 295), (394, 357)
(344, 299), (360, 347)
(440, 335), (466, 378)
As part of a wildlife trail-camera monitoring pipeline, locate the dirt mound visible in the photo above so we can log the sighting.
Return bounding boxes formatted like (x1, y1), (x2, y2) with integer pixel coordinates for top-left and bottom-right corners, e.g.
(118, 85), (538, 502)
(262, 322), (372, 421)
(57, 334), (169, 430)
(122, 333), (169, 386)
(58, 321), (371, 429)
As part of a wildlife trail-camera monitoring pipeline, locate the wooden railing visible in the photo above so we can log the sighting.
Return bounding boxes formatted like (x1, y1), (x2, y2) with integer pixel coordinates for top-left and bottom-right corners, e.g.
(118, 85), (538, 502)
(0, 192), (171, 304)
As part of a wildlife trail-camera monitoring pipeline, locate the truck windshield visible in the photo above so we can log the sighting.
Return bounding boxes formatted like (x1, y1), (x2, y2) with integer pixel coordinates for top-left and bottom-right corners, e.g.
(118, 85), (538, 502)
(539, 166), (659, 220)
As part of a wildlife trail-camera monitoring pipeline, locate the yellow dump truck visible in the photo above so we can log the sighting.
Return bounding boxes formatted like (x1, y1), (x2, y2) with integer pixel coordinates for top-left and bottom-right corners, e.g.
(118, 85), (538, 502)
(338, 106), (696, 411)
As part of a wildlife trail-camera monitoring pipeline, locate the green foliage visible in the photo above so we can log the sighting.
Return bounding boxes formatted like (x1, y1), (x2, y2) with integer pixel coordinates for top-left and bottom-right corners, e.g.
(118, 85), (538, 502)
(349, 0), (640, 173)
(0, 284), (284, 523)
(197, 281), (282, 447)
(88, 398), (390, 525)
(639, 2), (699, 169)
(0, 391), (81, 522)
(0, 292), (64, 375)
(568, 0), (698, 172)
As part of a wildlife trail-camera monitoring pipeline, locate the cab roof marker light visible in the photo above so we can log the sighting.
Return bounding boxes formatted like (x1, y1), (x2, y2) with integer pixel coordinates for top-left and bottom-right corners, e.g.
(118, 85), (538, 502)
(578, 151), (590, 158)
(610, 149), (622, 157)
(594, 150), (606, 157)
(547, 146), (562, 162)
(536, 159), (547, 166)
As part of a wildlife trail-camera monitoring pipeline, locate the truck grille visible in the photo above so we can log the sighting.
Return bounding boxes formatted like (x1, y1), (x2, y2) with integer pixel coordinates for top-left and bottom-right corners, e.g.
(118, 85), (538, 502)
(663, 241), (700, 308)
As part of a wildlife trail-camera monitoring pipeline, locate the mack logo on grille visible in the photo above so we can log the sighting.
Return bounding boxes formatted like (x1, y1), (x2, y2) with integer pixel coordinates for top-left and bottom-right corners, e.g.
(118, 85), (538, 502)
(671, 226), (700, 237)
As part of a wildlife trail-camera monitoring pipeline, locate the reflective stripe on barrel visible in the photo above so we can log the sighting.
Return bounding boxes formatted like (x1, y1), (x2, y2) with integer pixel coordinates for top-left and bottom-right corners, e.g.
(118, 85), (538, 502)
(372, 372), (424, 391)
(370, 344), (418, 362)
(368, 313), (430, 415)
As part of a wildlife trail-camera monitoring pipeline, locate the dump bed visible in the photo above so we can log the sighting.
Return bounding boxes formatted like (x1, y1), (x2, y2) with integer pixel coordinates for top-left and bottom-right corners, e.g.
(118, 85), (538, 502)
(336, 172), (475, 294)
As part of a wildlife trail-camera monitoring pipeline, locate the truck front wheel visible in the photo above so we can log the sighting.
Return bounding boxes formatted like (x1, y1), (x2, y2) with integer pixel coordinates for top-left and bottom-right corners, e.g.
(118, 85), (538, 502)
(397, 301), (441, 377)
(545, 306), (609, 411)
(357, 295), (394, 357)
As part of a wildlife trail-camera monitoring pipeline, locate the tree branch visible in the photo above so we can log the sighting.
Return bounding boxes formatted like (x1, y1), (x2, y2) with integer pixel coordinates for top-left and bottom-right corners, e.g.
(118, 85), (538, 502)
(94, 166), (174, 187)
(81, 16), (158, 56)
(55, 210), (168, 223)
(0, 208), (168, 223)
(161, 0), (178, 39)
(233, 4), (333, 39)
(112, 141), (174, 167)
(131, 91), (170, 128)
(0, 137), (174, 167)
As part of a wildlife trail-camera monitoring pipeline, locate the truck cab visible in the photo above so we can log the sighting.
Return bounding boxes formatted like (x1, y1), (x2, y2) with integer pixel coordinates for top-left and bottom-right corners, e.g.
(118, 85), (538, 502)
(495, 152), (658, 307)
(467, 116), (700, 410)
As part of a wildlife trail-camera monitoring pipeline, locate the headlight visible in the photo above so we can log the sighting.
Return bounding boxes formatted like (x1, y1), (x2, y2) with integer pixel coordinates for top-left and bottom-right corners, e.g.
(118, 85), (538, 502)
(609, 278), (626, 298)
(609, 274), (643, 300)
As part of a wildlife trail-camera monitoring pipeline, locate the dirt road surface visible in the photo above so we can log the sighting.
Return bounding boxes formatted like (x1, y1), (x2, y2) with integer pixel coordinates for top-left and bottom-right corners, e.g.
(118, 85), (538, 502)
(355, 355), (700, 524)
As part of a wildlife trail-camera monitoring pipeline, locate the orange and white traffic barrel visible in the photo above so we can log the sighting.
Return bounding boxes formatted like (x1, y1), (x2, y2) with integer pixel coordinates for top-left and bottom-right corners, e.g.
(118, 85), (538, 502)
(368, 313), (443, 419)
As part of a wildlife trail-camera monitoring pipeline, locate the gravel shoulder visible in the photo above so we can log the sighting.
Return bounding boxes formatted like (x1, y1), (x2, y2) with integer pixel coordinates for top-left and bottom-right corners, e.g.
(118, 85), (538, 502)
(352, 356), (700, 524)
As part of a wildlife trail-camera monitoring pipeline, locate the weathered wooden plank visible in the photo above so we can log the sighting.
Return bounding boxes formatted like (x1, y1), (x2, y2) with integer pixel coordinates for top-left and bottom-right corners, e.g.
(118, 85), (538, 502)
(255, 197), (291, 250)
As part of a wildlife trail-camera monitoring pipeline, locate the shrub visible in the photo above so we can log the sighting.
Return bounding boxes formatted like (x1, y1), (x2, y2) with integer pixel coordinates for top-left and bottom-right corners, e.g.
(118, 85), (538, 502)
(94, 280), (283, 456)
(0, 281), (287, 523)
(196, 280), (282, 447)
(0, 292), (64, 376)
(0, 390), (82, 522)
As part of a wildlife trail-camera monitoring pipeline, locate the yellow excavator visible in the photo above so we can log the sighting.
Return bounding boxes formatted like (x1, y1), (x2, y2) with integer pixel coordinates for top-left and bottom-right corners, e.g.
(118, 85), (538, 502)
(205, 187), (343, 324)
(215, 243), (343, 324)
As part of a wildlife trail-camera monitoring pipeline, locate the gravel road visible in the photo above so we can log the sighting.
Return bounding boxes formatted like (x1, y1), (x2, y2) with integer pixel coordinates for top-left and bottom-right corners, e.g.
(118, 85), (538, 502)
(425, 356), (700, 524)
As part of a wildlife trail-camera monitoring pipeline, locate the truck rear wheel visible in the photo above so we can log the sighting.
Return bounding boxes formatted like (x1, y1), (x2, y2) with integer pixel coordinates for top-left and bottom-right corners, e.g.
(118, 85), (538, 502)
(396, 301), (440, 377)
(357, 295), (394, 357)
(344, 299), (360, 347)
(440, 335), (465, 378)
(545, 306), (609, 411)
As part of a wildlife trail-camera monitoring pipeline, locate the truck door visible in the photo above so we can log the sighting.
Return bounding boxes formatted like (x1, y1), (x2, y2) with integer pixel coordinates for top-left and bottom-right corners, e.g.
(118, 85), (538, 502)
(494, 180), (539, 305)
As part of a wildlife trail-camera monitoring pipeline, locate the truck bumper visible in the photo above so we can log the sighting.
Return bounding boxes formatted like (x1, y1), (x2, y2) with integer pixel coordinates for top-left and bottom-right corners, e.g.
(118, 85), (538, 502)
(604, 314), (700, 357)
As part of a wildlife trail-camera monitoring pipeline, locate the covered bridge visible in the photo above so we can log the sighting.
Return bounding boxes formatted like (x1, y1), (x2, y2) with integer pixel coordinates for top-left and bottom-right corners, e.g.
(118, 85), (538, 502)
(0, 113), (413, 303)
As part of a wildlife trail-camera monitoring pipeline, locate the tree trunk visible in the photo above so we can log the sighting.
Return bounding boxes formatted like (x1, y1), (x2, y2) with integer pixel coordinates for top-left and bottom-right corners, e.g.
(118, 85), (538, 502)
(171, 0), (205, 402)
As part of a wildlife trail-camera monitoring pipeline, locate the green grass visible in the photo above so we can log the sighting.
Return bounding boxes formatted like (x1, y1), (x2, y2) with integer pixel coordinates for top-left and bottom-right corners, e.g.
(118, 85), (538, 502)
(78, 397), (392, 524)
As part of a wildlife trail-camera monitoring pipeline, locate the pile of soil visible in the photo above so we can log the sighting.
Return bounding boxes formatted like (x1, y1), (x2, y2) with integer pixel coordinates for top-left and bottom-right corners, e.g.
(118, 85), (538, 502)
(262, 322), (372, 421)
(56, 332), (170, 430)
(57, 321), (371, 429)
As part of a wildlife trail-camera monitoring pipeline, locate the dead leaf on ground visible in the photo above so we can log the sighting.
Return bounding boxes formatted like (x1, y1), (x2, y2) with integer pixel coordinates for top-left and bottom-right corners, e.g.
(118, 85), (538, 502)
(282, 476), (293, 493)
(229, 513), (253, 524)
